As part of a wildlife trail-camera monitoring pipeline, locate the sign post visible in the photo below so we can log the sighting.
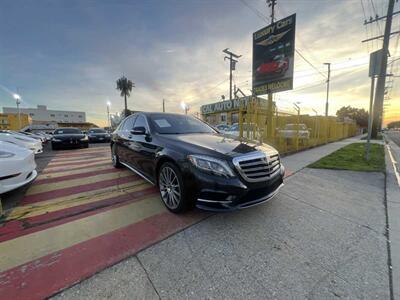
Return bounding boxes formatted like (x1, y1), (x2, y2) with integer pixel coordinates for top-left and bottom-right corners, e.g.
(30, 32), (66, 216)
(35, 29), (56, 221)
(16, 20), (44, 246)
(366, 49), (382, 160)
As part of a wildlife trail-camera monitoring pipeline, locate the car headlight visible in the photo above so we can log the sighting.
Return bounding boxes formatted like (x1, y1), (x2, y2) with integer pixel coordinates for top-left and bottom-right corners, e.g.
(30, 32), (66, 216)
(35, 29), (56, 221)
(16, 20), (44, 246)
(81, 136), (88, 141)
(188, 155), (235, 177)
(0, 151), (15, 158)
(52, 138), (62, 142)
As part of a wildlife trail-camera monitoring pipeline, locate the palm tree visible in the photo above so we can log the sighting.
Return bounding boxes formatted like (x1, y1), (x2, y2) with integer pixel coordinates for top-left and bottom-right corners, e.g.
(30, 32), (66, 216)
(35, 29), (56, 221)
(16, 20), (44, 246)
(116, 76), (134, 117)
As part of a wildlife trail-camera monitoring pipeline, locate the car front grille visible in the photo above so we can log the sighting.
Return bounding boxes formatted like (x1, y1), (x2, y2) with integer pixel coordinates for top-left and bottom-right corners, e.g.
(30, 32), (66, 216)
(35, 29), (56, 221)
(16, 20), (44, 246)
(233, 152), (281, 182)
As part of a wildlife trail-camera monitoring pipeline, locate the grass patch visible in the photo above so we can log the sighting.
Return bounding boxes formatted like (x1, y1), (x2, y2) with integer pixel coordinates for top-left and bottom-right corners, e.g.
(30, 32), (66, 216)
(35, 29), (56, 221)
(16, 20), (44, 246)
(309, 143), (385, 172)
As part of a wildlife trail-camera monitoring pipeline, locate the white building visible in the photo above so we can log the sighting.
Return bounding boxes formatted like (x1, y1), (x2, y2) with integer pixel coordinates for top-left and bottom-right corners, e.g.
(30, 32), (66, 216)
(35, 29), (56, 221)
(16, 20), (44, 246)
(3, 105), (86, 123)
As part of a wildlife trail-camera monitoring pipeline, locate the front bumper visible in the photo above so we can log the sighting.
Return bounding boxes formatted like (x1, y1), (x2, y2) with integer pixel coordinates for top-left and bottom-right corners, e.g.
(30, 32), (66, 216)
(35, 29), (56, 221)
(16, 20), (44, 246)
(185, 164), (285, 212)
(88, 136), (111, 143)
(52, 140), (88, 149)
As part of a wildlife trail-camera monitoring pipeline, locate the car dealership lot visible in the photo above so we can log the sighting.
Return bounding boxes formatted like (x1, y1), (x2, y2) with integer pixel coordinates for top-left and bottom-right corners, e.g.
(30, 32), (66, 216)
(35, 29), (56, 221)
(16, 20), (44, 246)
(0, 137), (392, 299)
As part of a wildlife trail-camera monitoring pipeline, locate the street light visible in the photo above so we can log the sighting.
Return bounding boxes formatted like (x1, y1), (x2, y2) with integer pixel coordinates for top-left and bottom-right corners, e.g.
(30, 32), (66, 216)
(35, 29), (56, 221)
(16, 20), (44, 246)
(324, 62), (331, 117)
(13, 93), (21, 130)
(106, 101), (111, 130)
(180, 101), (189, 115)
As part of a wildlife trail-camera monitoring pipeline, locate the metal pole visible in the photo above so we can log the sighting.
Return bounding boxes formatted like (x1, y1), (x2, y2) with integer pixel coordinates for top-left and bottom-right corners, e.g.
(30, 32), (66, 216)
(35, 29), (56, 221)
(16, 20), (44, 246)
(366, 75), (375, 160)
(324, 63), (331, 117)
(162, 99), (165, 112)
(107, 104), (110, 130)
(229, 54), (233, 100)
(17, 99), (21, 130)
(371, 0), (395, 138)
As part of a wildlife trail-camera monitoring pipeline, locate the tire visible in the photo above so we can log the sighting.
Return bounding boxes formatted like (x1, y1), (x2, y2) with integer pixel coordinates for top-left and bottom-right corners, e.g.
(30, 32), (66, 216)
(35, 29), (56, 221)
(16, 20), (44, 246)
(158, 162), (193, 213)
(111, 144), (122, 168)
(51, 143), (58, 151)
(84, 143), (89, 148)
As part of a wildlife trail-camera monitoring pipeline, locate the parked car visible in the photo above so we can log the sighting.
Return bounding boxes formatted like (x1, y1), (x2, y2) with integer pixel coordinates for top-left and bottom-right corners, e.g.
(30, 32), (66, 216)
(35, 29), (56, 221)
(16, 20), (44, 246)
(278, 124), (311, 140)
(256, 54), (289, 77)
(111, 112), (284, 213)
(0, 141), (37, 194)
(87, 128), (111, 143)
(18, 131), (46, 143)
(51, 127), (89, 150)
(215, 124), (231, 133)
(224, 123), (257, 139)
(0, 131), (43, 154)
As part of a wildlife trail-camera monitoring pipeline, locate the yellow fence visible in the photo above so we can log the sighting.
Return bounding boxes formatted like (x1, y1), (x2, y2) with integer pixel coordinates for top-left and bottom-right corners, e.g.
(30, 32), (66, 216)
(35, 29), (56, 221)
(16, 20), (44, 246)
(238, 97), (358, 154)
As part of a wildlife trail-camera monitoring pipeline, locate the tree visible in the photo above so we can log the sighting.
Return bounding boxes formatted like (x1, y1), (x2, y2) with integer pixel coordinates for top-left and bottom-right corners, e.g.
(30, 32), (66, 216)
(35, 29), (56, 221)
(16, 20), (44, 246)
(116, 76), (134, 117)
(336, 106), (369, 128)
(387, 120), (400, 129)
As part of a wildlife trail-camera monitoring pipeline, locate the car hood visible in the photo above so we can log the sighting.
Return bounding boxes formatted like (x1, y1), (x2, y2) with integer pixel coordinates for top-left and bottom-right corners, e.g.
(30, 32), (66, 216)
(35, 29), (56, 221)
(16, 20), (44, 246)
(53, 134), (85, 140)
(159, 133), (278, 158)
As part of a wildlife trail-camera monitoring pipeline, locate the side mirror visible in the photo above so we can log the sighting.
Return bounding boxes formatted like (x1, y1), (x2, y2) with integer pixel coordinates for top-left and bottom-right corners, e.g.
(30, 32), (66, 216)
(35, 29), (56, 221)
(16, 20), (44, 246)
(131, 126), (146, 135)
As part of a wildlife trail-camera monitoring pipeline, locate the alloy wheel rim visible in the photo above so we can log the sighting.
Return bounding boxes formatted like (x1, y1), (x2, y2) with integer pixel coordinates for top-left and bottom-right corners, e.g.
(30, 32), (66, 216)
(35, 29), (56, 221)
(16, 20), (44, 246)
(111, 146), (117, 165)
(159, 166), (181, 209)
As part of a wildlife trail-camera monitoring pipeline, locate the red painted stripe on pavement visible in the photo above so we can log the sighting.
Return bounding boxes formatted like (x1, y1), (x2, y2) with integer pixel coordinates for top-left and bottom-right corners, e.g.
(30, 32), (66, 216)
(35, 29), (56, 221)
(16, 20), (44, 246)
(21, 175), (139, 205)
(40, 162), (111, 175)
(0, 211), (207, 300)
(45, 158), (110, 168)
(54, 148), (109, 157)
(0, 187), (158, 243)
(35, 167), (121, 185)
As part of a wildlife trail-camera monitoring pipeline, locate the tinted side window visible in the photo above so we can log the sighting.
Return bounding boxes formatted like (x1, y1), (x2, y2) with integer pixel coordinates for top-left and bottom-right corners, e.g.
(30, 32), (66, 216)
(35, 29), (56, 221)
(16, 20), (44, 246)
(122, 116), (137, 131)
(133, 115), (147, 130)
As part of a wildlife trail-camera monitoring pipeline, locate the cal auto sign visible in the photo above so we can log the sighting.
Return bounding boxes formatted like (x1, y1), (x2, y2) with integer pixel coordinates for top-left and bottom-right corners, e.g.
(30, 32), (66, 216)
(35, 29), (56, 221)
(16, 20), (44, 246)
(201, 97), (254, 114)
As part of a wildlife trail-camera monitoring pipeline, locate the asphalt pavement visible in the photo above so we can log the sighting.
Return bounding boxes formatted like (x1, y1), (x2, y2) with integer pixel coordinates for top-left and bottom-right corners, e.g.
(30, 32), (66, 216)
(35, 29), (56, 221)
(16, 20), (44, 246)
(53, 135), (391, 300)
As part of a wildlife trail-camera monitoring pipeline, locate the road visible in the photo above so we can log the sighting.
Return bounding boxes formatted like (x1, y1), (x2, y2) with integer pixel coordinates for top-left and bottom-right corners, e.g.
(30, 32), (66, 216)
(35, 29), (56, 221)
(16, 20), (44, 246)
(387, 131), (400, 147)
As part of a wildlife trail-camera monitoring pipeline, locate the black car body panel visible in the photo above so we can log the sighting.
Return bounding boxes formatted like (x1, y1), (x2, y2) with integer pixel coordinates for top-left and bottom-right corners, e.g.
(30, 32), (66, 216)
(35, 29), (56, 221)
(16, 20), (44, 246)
(51, 128), (89, 149)
(111, 112), (284, 211)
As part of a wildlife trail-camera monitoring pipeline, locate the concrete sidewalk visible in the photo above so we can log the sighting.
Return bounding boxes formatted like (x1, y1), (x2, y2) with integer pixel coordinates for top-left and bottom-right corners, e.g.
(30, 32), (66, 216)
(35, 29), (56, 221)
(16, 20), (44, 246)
(54, 135), (391, 299)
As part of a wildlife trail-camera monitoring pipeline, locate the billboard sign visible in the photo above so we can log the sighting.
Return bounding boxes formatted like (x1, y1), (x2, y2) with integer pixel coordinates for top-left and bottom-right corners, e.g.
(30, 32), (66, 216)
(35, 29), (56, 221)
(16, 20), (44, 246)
(252, 14), (296, 95)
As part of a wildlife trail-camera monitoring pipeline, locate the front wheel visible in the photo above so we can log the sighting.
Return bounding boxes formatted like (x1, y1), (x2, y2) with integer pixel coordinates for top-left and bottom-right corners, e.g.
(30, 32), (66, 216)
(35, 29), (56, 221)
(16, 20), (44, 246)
(158, 162), (192, 213)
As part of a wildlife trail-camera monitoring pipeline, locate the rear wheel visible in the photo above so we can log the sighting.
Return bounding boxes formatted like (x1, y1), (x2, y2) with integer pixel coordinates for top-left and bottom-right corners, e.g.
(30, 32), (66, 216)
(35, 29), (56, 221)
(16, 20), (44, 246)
(158, 162), (191, 213)
(111, 144), (122, 168)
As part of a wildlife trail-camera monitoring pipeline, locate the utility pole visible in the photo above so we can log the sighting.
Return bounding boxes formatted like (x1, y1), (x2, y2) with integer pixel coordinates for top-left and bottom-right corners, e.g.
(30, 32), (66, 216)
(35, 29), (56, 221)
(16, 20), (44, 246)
(223, 48), (241, 100)
(265, 0), (277, 137)
(13, 93), (21, 129)
(370, 0), (396, 138)
(267, 0), (276, 23)
(162, 99), (165, 112)
(324, 62), (331, 117)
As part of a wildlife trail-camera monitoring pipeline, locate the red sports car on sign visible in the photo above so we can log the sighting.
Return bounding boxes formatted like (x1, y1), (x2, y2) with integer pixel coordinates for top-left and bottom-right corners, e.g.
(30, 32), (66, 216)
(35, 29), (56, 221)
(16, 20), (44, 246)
(256, 54), (289, 76)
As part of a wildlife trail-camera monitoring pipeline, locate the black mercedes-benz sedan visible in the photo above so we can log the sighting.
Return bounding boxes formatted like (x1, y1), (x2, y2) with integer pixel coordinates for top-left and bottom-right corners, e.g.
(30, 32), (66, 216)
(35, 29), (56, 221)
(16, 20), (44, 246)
(88, 128), (111, 143)
(111, 112), (285, 213)
(51, 127), (89, 150)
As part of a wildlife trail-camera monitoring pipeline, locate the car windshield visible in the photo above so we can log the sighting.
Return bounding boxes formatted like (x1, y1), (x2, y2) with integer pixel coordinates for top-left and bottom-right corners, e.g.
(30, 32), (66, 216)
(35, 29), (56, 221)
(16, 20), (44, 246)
(149, 114), (216, 134)
(89, 129), (106, 133)
(54, 128), (81, 134)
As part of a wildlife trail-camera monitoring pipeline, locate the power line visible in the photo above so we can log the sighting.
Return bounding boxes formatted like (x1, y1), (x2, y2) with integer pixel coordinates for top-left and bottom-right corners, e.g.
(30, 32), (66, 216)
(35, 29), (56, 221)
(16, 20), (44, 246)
(295, 49), (327, 79)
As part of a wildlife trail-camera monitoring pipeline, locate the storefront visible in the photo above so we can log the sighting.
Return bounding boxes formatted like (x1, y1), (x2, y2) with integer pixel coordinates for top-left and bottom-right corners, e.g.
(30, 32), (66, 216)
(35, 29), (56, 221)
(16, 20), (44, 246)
(200, 96), (269, 126)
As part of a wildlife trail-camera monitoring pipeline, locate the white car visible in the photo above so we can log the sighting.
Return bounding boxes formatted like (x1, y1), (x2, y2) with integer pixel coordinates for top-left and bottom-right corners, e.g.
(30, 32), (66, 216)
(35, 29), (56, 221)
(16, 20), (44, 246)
(0, 131), (43, 154)
(0, 141), (37, 194)
(225, 123), (258, 139)
(278, 124), (311, 140)
(19, 131), (46, 143)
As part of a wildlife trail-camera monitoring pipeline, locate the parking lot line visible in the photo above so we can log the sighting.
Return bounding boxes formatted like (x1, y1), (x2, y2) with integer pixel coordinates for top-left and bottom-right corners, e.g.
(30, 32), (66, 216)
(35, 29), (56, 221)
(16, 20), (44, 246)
(36, 164), (116, 180)
(26, 170), (133, 195)
(41, 161), (111, 174)
(1, 186), (158, 243)
(6, 181), (152, 221)
(46, 157), (111, 168)
(21, 175), (139, 205)
(0, 195), (167, 273)
(0, 210), (206, 300)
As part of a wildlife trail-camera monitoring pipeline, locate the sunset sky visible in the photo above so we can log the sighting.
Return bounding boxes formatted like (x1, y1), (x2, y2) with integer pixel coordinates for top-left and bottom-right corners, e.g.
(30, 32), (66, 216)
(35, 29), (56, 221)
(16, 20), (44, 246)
(0, 0), (399, 127)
